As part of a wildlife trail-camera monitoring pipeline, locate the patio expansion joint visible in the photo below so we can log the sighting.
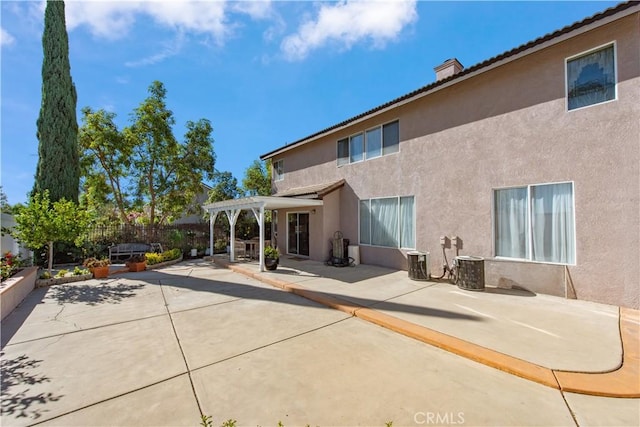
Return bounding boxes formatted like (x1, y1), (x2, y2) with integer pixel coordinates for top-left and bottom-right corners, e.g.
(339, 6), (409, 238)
(222, 262), (640, 398)
(28, 373), (189, 427)
(2, 312), (171, 348)
(159, 282), (205, 418)
(189, 316), (352, 374)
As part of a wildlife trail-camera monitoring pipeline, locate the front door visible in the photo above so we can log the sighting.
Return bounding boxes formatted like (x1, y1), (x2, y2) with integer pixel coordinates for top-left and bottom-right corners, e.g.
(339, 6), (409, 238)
(287, 212), (310, 256)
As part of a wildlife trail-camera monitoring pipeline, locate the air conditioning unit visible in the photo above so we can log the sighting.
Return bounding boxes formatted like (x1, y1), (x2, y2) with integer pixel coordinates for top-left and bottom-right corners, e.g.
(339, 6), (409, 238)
(407, 251), (430, 281)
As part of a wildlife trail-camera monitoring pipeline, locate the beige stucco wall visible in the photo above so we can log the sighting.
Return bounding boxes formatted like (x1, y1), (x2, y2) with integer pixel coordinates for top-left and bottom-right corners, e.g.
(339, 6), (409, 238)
(270, 14), (640, 308)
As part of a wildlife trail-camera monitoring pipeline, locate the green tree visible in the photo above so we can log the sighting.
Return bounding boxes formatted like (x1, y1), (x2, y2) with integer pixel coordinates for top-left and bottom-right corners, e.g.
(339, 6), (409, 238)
(13, 191), (90, 275)
(126, 81), (216, 230)
(79, 107), (133, 224)
(242, 159), (271, 196)
(207, 171), (240, 203)
(34, 0), (80, 203)
(0, 186), (11, 214)
(78, 81), (216, 228)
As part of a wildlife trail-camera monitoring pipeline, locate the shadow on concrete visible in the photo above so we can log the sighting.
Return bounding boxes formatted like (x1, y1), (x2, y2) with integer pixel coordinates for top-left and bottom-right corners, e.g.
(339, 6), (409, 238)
(150, 265), (482, 322)
(484, 286), (537, 297)
(0, 352), (63, 421)
(48, 281), (146, 306)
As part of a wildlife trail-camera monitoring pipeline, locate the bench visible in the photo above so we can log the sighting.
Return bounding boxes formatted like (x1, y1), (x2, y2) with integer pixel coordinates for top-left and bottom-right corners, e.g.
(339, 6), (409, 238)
(109, 243), (162, 262)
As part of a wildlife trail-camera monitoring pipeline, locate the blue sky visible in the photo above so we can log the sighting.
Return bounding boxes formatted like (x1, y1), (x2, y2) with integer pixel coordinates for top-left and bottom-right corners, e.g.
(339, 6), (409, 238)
(1, 0), (618, 205)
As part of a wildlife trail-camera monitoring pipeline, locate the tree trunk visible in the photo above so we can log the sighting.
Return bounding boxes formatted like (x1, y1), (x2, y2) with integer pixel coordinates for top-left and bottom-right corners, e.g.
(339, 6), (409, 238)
(48, 241), (54, 276)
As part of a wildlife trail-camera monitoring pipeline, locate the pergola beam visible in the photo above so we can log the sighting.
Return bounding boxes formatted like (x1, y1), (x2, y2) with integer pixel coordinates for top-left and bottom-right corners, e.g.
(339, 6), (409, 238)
(203, 196), (323, 268)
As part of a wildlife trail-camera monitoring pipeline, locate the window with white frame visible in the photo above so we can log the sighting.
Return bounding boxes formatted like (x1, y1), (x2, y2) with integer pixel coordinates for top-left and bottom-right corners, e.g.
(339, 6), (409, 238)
(273, 159), (284, 181)
(566, 43), (616, 111)
(337, 120), (399, 166)
(360, 196), (415, 249)
(494, 182), (575, 264)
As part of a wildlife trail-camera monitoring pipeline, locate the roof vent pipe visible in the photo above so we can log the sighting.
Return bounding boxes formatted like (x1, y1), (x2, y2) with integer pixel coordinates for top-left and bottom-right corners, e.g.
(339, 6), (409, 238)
(434, 58), (464, 81)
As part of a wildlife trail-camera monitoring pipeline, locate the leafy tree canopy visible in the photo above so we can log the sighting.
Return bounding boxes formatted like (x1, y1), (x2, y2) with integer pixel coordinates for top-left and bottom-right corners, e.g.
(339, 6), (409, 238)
(79, 81), (216, 229)
(0, 186), (11, 214)
(207, 171), (240, 203)
(242, 159), (271, 197)
(12, 190), (90, 275)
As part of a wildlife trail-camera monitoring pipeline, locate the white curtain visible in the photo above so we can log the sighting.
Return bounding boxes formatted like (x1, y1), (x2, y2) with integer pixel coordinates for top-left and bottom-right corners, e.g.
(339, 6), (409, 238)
(399, 196), (415, 248)
(567, 45), (615, 110)
(495, 188), (528, 259)
(371, 198), (398, 247)
(531, 183), (575, 264)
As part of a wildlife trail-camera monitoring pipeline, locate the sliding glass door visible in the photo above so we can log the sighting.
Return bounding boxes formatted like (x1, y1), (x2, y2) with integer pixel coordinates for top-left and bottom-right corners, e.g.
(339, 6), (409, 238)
(287, 212), (310, 256)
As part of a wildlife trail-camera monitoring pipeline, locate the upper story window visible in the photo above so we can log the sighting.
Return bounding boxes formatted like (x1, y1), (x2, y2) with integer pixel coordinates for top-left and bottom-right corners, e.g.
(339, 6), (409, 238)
(273, 159), (284, 181)
(494, 182), (575, 265)
(566, 43), (616, 111)
(337, 120), (399, 166)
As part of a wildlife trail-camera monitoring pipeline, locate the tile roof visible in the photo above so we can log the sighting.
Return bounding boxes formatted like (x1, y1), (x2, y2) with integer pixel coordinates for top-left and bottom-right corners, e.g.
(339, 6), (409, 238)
(261, 1), (637, 160)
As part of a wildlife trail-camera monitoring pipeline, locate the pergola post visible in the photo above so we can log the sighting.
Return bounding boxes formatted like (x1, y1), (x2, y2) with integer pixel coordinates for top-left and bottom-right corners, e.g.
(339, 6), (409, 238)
(251, 205), (265, 272)
(226, 209), (242, 262)
(208, 211), (218, 259)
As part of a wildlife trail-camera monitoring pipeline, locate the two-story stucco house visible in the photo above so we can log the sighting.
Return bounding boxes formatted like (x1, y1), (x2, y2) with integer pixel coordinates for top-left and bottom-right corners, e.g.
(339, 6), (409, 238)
(258, 2), (639, 309)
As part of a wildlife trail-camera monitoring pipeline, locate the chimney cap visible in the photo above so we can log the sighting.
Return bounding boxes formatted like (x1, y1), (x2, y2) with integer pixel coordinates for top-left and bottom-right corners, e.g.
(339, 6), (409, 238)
(434, 58), (464, 73)
(434, 58), (464, 81)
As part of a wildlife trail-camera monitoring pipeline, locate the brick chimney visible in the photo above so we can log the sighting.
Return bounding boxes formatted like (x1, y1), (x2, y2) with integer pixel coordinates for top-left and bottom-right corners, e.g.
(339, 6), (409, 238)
(434, 58), (464, 81)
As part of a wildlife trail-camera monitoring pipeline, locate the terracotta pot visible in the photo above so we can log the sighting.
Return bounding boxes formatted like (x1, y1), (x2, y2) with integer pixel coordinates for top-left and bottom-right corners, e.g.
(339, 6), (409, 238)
(127, 261), (147, 272)
(90, 266), (109, 279)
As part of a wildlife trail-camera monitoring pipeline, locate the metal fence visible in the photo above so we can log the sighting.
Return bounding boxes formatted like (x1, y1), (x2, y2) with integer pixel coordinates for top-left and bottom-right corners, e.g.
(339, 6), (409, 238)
(86, 223), (213, 251)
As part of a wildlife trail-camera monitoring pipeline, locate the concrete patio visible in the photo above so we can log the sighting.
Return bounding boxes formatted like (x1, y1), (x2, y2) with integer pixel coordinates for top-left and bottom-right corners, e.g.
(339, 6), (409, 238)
(1, 259), (638, 426)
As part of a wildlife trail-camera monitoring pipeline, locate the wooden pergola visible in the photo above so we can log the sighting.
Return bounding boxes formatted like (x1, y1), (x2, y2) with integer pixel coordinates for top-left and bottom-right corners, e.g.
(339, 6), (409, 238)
(203, 196), (323, 271)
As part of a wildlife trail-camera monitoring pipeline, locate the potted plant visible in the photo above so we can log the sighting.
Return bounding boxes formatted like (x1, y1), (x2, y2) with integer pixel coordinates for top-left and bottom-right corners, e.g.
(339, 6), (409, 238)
(125, 254), (147, 272)
(83, 257), (111, 279)
(264, 246), (279, 271)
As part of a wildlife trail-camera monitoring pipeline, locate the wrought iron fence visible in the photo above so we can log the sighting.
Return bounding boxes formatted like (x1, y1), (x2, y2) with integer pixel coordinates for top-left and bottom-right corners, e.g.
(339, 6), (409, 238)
(86, 223), (213, 252)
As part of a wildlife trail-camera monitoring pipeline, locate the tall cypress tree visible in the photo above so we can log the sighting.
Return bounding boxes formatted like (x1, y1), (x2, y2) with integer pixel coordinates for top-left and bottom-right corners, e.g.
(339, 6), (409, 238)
(34, 0), (79, 203)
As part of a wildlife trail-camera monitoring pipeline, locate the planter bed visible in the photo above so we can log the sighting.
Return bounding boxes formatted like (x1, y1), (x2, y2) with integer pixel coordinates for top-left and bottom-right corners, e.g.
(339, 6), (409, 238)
(146, 256), (184, 270)
(36, 273), (93, 288)
(1, 266), (38, 320)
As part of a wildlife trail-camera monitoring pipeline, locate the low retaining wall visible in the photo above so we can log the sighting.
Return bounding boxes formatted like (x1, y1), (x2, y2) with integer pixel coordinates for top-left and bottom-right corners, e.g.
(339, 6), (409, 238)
(1, 266), (38, 320)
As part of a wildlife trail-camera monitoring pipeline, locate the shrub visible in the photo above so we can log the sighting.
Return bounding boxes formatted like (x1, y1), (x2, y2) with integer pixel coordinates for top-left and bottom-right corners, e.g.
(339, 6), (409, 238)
(1, 252), (26, 281)
(264, 245), (279, 259)
(145, 252), (163, 265)
(55, 269), (69, 278)
(163, 248), (181, 261)
(145, 249), (181, 265)
(73, 266), (90, 276)
(83, 257), (110, 268)
(214, 239), (227, 252)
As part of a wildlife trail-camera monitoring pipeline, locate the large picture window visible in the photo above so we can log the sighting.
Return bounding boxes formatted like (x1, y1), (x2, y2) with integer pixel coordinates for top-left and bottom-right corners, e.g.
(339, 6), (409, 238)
(494, 182), (575, 264)
(337, 120), (399, 166)
(566, 43), (616, 111)
(360, 196), (415, 249)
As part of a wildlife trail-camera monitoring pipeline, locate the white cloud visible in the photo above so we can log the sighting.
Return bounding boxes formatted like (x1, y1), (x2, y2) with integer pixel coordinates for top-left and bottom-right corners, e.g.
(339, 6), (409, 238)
(1, 27), (16, 46)
(281, 0), (418, 61)
(124, 31), (186, 67)
(63, 0), (273, 43)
